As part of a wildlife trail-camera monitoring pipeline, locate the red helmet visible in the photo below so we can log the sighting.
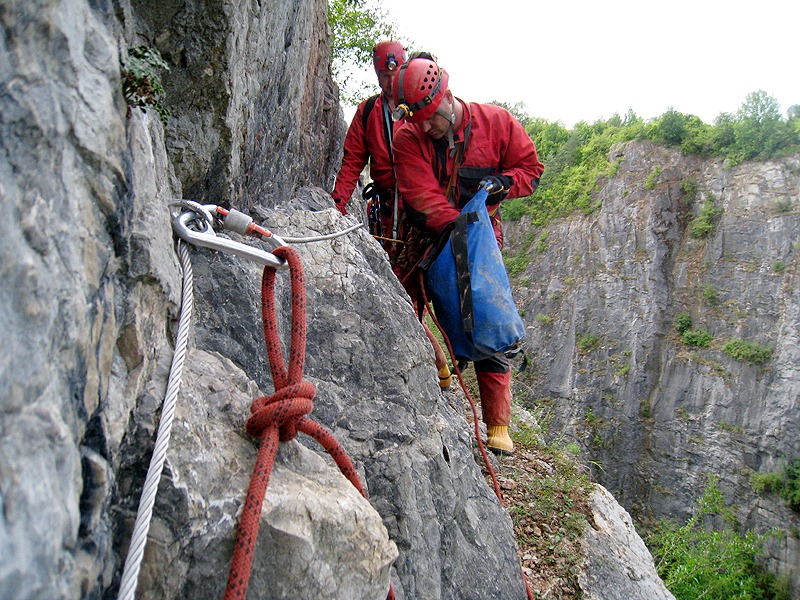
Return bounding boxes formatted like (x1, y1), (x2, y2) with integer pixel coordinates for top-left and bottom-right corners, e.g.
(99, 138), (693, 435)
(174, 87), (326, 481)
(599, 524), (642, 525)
(372, 41), (407, 73)
(391, 56), (449, 123)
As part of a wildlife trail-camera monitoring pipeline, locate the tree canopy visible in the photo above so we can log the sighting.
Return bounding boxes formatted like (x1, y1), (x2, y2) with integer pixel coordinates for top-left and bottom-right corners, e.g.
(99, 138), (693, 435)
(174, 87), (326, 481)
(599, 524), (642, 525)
(328, 0), (396, 104)
(499, 91), (800, 227)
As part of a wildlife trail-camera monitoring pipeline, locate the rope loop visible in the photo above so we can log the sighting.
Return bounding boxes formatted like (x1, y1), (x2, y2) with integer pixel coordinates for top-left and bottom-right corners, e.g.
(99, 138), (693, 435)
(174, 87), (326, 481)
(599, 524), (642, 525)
(245, 381), (316, 441)
(225, 244), (395, 600)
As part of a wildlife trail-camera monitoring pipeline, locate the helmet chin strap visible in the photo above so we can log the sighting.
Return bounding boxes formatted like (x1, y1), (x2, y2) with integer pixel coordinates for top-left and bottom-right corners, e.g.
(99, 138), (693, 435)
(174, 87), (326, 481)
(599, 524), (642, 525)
(436, 102), (457, 149)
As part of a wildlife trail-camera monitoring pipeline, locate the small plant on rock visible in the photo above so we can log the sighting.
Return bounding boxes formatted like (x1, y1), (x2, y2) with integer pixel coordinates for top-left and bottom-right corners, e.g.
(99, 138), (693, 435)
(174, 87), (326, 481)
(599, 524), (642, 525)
(675, 311), (693, 334)
(577, 333), (601, 353)
(689, 195), (724, 239)
(723, 338), (773, 365)
(683, 329), (712, 347)
(122, 45), (171, 125)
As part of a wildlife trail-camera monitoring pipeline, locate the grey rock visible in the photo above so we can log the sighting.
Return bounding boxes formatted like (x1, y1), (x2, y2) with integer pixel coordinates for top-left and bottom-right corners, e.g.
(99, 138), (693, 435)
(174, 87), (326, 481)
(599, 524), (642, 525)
(507, 139), (800, 593)
(130, 349), (397, 600)
(579, 485), (675, 600)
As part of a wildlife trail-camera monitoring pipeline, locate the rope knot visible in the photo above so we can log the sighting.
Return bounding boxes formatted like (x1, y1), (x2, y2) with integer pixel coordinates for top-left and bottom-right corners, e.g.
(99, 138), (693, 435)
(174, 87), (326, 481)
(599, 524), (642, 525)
(245, 380), (316, 441)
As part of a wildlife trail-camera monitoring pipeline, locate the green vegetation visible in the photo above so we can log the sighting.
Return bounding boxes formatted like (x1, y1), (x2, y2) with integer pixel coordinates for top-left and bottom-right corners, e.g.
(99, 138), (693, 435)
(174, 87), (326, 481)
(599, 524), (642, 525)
(577, 333), (601, 353)
(644, 165), (662, 190)
(122, 46), (171, 124)
(723, 339), (774, 365)
(640, 398), (652, 419)
(675, 311), (693, 334)
(649, 478), (789, 600)
(751, 459), (800, 512)
(683, 329), (712, 347)
(773, 260), (786, 273)
(503, 251), (531, 277)
(328, 0), (396, 104)
(774, 198), (793, 213)
(680, 178), (699, 203)
(690, 196), (724, 239)
(498, 92), (799, 230)
(717, 422), (745, 434)
(614, 363), (631, 377)
(702, 283), (721, 305)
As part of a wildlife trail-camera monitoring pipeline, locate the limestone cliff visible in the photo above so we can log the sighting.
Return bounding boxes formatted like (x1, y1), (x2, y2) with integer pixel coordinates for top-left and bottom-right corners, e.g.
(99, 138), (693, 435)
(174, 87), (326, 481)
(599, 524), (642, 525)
(506, 140), (800, 592)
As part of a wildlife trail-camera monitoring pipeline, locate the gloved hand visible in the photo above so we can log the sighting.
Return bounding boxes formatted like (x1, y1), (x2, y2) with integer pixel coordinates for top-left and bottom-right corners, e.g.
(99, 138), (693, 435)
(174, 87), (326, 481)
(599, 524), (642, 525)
(479, 174), (513, 205)
(335, 200), (348, 216)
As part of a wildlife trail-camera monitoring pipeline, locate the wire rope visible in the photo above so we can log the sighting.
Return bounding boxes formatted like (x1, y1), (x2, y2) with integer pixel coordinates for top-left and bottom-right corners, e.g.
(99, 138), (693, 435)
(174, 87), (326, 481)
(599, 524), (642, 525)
(117, 239), (194, 600)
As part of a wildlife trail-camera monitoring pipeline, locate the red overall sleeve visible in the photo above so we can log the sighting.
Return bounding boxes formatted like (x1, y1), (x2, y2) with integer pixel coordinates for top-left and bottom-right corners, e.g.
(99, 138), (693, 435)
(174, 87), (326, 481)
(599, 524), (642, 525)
(465, 104), (544, 200)
(331, 100), (370, 208)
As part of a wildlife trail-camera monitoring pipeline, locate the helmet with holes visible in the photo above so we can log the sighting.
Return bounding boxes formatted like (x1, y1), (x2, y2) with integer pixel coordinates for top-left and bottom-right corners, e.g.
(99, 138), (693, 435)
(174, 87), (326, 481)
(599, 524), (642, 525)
(391, 56), (449, 123)
(372, 40), (407, 73)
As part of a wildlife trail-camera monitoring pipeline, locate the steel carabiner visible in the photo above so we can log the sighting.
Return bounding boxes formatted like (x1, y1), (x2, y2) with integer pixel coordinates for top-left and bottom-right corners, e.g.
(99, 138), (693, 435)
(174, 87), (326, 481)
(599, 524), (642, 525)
(170, 201), (287, 270)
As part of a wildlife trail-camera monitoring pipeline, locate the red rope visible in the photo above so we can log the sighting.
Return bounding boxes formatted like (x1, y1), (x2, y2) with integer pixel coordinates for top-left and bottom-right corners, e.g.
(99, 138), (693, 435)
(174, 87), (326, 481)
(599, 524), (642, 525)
(419, 271), (535, 600)
(224, 246), (393, 600)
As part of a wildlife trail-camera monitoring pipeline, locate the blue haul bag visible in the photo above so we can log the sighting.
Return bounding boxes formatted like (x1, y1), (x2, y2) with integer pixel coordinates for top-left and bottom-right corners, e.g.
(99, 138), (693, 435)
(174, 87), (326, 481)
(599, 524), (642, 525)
(424, 187), (524, 361)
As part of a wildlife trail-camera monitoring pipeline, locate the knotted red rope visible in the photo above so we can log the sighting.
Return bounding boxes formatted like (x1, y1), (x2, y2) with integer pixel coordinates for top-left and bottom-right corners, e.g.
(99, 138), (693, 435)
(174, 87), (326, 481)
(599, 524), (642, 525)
(224, 246), (394, 600)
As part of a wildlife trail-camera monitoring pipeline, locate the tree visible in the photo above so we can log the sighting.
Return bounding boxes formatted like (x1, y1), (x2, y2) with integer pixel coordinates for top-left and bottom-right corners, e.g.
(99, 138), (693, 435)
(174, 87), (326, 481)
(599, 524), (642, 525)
(328, 0), (396, 104)
(733, 90), (786, 161)
(656, 107), (689, 146)
(525, 117), (570, 160)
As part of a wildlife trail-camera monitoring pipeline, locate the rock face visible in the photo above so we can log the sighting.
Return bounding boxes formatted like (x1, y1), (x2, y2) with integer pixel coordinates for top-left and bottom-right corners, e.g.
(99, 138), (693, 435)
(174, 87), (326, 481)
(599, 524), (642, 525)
(132, 349), (398, 600)
(1, 0), (529, 598)
(506, 140), (800, 592)
(123, 0), (345, 209)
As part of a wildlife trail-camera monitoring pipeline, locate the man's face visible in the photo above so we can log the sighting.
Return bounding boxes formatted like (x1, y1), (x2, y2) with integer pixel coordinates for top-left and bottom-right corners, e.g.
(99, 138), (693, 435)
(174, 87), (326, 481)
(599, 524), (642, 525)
(377, 71), (394, 98)
(418, 100), (452, 140)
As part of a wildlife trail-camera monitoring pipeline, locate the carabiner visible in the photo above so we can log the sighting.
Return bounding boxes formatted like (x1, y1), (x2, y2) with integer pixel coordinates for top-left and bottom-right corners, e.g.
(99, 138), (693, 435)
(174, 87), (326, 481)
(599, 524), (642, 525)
(171, 203), (287, 270)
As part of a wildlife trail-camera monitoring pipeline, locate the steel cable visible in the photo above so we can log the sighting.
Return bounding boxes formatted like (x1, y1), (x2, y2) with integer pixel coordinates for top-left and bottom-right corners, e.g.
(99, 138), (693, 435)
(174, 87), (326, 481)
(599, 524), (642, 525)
(117, 239), (194, 600)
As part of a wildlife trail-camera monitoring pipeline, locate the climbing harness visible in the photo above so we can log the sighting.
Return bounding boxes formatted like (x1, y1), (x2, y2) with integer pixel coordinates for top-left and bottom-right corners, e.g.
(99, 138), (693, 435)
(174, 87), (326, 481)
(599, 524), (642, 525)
(119, 201), (392, 600)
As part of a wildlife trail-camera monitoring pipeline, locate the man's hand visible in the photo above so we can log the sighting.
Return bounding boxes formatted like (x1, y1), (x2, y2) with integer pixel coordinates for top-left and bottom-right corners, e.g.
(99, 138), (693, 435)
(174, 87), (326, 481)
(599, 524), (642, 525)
(480, 175), (513, 205)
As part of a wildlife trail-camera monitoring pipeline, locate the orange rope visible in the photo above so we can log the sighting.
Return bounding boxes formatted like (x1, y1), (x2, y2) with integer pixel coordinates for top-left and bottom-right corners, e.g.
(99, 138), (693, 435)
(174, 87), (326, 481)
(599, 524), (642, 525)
(420, 271), (535, 600)
(224, 246), (394, 600)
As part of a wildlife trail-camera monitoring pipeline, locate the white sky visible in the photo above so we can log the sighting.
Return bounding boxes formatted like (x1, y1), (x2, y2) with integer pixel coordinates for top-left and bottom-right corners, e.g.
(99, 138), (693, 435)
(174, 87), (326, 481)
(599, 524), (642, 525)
(343, 0), (799, 128)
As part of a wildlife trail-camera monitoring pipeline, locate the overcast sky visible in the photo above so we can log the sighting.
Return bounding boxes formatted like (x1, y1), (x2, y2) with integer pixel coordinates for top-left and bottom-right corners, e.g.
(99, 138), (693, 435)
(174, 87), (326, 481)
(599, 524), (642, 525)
(345, 0), (799, 128)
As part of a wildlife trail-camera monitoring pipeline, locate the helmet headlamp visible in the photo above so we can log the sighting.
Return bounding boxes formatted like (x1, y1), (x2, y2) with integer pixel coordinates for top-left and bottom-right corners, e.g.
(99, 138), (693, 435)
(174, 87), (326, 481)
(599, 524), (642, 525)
(392, 104), (412, 122)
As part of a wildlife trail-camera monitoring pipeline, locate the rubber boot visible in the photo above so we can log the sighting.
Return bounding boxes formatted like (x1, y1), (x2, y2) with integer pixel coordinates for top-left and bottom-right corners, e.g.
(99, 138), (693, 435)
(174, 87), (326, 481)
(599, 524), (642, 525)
(437, 363), (452, 390)
(487, 425), (514, 455)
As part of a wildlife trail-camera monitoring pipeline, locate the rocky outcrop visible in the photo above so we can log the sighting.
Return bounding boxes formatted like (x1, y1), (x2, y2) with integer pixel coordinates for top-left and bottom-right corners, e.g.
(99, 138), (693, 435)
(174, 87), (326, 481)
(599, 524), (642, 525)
(579, 485), (675, 600)
(507, 140), (800, 591)
(122, 0), (345, 209)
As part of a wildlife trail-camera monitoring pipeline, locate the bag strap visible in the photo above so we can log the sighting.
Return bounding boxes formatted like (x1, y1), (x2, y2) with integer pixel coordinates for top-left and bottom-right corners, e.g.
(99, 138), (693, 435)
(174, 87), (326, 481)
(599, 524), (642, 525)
(361, 94), (379, 131)
(451, 210), (479, 333)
